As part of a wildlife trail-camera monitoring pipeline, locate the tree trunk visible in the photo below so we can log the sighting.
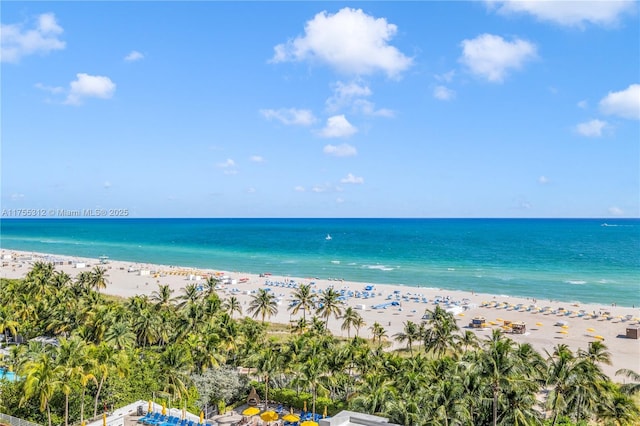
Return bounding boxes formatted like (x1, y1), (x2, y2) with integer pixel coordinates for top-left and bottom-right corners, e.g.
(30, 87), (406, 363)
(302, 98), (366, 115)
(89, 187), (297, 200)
(94, 376), (105, 417)
(492, 387), (498, 426)
(47, 403), (52, 426)
(265, 375), (269, 411)
(65, 393), (69, 426)
(81, 387), (86, 423)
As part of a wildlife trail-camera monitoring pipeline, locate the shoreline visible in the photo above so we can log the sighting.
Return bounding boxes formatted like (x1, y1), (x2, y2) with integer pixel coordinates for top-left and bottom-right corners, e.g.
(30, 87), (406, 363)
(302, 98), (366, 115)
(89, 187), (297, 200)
(2, 249), (639, 379)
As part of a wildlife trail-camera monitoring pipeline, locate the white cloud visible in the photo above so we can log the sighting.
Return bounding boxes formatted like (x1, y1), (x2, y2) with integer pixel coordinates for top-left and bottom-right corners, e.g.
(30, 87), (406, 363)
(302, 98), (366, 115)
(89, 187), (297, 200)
(124, 50), (144, 62)
(271, 7), (413, 78)
(340, 173), (364, 184)
(434, 85), (456, 101)
(319, 115), (357, 138)
(608, 206), (624, 216)
(336, 197), (345, 204)
(599, 84), (640, 120)
(250, 155), (264, 163)
(65, 73), (116, 105)
(576, 119), (607, 137)
(459, 34), (537, 83)
(435, 70), (456, 83)
(323, 143), (357, 157)
(577, 100), (588, 109)
(326, 80), (394, 117)
(326, 80), (372, 111)
(260, 108), (317, 126)
(34, 82), (64, 94)
(246, 187), (256, 194)
(294, 186), (306, 192)
(538, 175), (550, 184)
(1, 13), (65, 63)
(217, 159), (238, 175)
(103, 181), (112, 189)
(485, 0), (636, 27)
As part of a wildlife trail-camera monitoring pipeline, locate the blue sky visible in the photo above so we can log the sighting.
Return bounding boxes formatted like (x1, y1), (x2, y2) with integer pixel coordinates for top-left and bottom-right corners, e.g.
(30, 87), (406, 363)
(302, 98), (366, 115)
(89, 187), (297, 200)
(2, 1), (639, 218)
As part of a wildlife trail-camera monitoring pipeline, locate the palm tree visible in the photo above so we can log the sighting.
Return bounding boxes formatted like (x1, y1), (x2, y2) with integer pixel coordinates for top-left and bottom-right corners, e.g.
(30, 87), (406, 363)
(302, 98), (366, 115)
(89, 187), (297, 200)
(393, 321), (420, 355)
(91, 343), (128, 418)
(369, 322), (387, 346)
(340, 307), (362, 339)
(289, 283), (315, 321)
(20, 352), (63, 426)
(222, 296), (242, 319)
(616, 368), (640, 395)
(316, 288), (344, 328)
(247, 289), (278, 323)
(89, 266), (109, 292)
(0, 305), (19, 344)
(422, 305), (459, 356)
(480, 329), (524, 426)
(178, 283), (202, 308)
(251, 346), (281, 411)
(56, 336), (90, 426)
(151, 283), (175, 309)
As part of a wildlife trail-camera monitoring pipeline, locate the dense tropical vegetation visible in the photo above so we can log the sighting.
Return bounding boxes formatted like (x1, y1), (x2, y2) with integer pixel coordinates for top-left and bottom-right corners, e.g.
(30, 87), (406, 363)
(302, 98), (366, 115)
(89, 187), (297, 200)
(1, 263), (638, 425)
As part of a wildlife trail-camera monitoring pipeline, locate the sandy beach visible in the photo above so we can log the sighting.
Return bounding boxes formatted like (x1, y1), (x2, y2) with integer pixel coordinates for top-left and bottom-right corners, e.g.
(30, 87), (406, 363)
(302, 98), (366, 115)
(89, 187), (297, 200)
(2, 249), (639, 379)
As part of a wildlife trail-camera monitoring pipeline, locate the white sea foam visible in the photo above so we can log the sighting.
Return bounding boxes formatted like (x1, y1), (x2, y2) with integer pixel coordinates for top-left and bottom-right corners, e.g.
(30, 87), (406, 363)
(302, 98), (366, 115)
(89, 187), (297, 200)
(331, 260), (341, 264)
(566, 280), (587, 285)
(363, 264), (395, 271)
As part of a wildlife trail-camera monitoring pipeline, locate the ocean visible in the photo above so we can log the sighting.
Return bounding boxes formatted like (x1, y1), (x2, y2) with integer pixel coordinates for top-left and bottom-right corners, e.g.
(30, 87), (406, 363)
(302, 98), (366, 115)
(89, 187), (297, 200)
(1, 218), (638, 306)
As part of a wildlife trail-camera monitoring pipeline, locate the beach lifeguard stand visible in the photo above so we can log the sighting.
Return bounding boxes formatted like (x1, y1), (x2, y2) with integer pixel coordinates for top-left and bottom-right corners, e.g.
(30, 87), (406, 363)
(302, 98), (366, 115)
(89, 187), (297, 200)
(511, 322), (526, 334)
(469, 316), (486, 328)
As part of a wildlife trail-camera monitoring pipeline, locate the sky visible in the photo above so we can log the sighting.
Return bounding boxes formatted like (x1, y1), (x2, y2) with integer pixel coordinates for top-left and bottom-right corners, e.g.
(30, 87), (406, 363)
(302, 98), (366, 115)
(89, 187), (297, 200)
(1, 1), (639, 218)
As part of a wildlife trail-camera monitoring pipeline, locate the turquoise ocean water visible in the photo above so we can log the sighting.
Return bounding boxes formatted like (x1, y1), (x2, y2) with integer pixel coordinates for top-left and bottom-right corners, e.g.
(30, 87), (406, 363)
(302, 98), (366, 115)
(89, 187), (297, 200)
(1, 218), (638, 306)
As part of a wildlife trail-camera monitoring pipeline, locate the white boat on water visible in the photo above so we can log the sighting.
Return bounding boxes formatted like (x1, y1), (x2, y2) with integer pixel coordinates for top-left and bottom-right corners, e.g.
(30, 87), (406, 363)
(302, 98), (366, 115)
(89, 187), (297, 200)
(325, 234), (332, 240)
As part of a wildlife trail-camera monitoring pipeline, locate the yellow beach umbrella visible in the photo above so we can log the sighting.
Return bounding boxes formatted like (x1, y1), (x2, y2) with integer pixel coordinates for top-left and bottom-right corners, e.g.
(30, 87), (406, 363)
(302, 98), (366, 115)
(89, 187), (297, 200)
(303, 400), (307, 412)
(561, 325), (569, 329)
(102, 413), (107, 426)
(587, 328), (595, 332)
(199, 411), (204, 425)
(323, 406), (328, 418)
(283, 414), (300, 423)
(496, 318), (503, 322)
(82, 421), (86, 426)
(162, 402), (167, 416)
(242, 407), (260, 416)
(535, 322), (543, 326)
(559, 330), (568, 334)
(300, 421), (319, 426)
(594, 335), (604, 340)
(458, 313), (465, 316)
(260, 411), (278, 422)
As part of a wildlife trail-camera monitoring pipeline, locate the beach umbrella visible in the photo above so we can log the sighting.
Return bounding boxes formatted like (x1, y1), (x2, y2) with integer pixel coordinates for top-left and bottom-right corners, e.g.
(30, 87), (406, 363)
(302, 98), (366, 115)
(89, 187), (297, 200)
(535, 322), (543, 326)
(242, 407), (260, 416)
(559, 331), (568, 335)
(102, 413), (107, 426)
(303, 400), (307, 412)
(587, 328), (595, 333)
(283, 414), (300, 423)
(594, 335), (604, 340)
(260, 411), (278, 422)
(199, 412), (204, 425)
(561, 325), (569, 329)
(300, 421), (319, 426)
(148, 400), (152, 413)
(323, 406), (328, 418)
(162, 402), (167, 416)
